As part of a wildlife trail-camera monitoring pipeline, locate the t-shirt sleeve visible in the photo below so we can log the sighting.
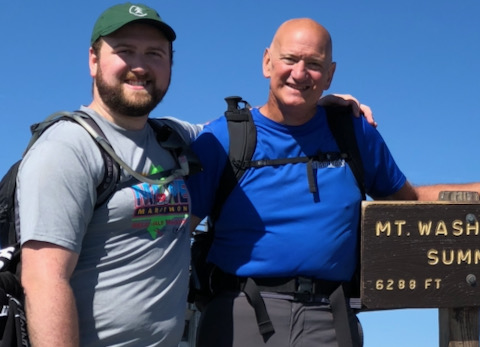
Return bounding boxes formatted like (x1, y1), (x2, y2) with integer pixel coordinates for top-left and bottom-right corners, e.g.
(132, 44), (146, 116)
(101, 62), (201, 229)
(17, 121), (103, 253)
(186, 117), (229, 220)
(355, 117), (407, 198)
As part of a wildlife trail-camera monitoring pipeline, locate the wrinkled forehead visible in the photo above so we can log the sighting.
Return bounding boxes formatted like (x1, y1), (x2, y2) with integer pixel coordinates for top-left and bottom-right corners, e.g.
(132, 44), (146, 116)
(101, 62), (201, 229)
(273, 27), (332, 61)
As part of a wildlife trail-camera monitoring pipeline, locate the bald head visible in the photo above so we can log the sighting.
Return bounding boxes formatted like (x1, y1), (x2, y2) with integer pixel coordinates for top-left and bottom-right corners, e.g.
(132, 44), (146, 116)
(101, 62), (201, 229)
(270, 18), (333, 63)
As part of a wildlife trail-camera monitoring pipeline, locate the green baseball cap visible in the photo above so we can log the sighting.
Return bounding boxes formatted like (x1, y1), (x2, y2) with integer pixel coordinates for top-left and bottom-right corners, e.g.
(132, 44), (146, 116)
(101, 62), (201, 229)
(91, 3), (176, 44)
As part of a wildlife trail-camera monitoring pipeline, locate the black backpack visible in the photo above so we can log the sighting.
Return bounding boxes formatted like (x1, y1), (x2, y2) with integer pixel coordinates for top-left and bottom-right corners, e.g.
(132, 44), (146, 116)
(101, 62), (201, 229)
(211, 96), (365, 220)
(189, 96), (366, 321)
(0, 111), (200, 346)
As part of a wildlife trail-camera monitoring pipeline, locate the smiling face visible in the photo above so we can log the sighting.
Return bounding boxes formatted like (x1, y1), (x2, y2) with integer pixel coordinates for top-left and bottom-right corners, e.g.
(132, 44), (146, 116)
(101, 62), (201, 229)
(89, 22), (172, 121)
(262, 19), (336, 124)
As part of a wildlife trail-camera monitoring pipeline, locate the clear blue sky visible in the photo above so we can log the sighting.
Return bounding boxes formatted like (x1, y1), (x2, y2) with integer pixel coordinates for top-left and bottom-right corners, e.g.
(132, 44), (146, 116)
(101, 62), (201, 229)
(1, 1), (479, 346)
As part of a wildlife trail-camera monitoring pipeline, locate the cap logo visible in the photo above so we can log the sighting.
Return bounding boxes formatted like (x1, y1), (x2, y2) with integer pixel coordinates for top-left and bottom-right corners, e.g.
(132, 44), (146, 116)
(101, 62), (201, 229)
(129, 5), (148, 17)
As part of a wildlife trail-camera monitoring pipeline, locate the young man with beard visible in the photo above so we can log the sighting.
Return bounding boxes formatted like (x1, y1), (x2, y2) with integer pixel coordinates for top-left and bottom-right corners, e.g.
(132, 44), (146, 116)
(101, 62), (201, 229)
(18, 4), (201, 346)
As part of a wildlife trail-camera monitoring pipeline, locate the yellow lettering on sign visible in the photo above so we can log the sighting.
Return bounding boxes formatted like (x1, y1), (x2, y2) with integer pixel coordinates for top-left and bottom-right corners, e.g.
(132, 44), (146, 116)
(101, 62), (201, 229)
(424, 278), (441, 289)
(418, 220), (479, 236)
(452, 220), (463, 236)
(427, 249), (438, 265)
(466, 221), (479, 236)
(418, 221), (433, 235)
(376, 221), (391, 236)
(427, 249), (480, 265)
(458, 249), (471, 264)
(435, 221), (448, 236)
(375, 221), (406, 236)
(394, 220), (406, 236)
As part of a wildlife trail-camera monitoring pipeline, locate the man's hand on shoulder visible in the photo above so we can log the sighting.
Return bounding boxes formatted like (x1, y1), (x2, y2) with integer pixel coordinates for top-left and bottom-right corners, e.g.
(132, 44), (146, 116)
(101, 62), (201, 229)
(318, 94), (377, 128)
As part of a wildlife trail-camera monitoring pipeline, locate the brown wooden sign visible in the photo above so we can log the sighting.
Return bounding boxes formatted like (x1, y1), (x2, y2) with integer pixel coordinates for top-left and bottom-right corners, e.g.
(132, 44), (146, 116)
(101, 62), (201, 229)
(361, 201), (480, 310)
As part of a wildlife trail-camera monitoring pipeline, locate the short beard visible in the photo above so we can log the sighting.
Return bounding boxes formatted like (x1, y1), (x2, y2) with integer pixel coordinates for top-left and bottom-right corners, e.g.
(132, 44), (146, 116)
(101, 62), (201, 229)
(95, 67), (170, 118)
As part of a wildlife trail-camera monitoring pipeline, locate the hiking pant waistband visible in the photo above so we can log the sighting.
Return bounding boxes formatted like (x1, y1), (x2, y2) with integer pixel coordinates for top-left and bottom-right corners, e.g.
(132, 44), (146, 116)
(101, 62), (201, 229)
(212, 270), (342, 303)
(254, 276), (340, 300)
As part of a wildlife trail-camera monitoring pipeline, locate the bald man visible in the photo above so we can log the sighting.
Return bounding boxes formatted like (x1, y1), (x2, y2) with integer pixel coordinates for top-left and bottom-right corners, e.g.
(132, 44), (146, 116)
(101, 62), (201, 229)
(186, 18), (477, 347)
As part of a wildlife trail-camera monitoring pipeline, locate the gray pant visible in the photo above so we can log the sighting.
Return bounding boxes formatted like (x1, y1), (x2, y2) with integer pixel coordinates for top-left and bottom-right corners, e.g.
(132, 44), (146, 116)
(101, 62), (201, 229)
(196, 291), (363, 347)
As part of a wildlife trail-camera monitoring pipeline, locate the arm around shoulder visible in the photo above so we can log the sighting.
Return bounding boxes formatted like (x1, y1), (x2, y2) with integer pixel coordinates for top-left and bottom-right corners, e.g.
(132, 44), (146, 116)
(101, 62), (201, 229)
(375, 181), (480, 201)
(415, 182), (480, 201)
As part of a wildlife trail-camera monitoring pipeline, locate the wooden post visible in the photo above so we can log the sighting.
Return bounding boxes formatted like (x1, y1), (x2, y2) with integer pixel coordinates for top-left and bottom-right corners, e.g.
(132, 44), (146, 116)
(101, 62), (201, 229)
(438, 191), (480, 347)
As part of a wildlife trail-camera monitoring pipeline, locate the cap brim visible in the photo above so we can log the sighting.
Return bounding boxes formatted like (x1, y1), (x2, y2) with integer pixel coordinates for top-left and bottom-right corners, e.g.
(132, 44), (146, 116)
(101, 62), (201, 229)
(139, 19), (176, 42)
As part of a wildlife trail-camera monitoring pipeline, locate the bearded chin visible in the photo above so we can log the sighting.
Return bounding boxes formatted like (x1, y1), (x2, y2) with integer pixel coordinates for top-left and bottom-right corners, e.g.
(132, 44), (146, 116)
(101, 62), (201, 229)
(95, 70), (169, 118)
(100, 87), (165, 117)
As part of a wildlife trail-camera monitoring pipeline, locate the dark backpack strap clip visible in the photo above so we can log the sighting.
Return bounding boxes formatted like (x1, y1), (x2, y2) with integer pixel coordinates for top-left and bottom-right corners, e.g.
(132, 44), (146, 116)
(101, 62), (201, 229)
(242, 277), (275, 339)
(148, 119), (203, 177)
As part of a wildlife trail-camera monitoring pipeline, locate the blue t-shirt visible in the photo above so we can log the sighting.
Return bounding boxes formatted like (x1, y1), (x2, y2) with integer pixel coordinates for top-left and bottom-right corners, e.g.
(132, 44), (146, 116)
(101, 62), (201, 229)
(187, 106), (406, 281)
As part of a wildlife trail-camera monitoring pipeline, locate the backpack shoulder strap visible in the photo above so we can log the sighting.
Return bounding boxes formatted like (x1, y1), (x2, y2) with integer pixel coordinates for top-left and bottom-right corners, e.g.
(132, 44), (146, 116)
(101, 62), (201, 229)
(210, 96), (255, 223)
(324, 105), (366, 302)
(147, 118), (203, 176)
(29, 111), (120, 207)
(224, 96), (256, 181)
(324, 105), (366, 199)
(74, 113), (120, 207)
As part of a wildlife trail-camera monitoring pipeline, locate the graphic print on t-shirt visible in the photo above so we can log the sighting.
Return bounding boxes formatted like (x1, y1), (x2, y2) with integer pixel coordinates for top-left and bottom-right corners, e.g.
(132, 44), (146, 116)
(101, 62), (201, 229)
(131, 178), (189, 239)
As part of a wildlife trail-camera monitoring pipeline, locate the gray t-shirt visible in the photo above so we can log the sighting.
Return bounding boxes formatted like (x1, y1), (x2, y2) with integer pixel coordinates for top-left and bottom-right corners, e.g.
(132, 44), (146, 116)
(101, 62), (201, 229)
(18, 107), (202, 346)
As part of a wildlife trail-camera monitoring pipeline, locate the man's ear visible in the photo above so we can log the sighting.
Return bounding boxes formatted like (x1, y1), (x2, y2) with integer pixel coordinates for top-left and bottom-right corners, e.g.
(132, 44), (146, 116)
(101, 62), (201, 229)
(324, 61), (336, 90)
(262, 48), (272, 78)
(89, 47), (99, 78)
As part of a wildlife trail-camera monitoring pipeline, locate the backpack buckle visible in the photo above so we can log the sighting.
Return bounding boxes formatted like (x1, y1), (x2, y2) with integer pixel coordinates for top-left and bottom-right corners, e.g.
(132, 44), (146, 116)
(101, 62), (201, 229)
(294, 277), (314, 302)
